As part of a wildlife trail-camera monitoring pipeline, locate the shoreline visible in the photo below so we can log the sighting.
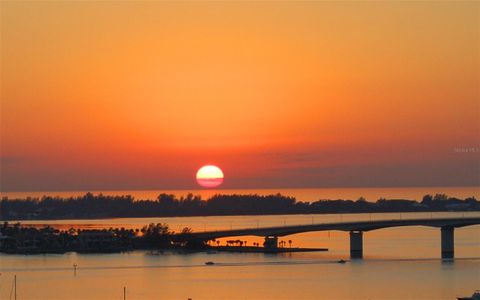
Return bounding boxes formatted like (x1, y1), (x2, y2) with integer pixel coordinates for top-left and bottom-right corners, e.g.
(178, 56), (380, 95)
(209, 246), (328, 253)
(0, 246), (329, 255)
(2, 193), (479, 221)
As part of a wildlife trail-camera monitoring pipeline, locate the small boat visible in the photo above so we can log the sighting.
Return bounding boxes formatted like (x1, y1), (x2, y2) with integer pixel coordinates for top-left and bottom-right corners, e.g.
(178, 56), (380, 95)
(205, 261), (215, 265)
(458, 290), (480, 300)
(337, 259), (347, 264)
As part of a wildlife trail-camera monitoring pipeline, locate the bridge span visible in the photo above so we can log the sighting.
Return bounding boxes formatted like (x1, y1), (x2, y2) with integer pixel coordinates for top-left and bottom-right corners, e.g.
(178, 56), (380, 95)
(191, 217), (480, 259)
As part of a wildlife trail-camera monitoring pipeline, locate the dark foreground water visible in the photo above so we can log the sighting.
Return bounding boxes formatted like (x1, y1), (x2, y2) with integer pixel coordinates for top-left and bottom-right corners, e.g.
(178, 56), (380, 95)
(1, 212), (479, 299)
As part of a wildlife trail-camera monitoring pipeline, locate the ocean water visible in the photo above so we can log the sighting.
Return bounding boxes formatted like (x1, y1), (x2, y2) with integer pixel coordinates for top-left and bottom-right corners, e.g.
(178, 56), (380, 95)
(1, 212), (479, 299)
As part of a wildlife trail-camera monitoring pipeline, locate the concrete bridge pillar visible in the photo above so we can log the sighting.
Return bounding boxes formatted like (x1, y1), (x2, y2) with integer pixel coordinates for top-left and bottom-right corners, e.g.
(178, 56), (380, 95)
(350, 231), (363, 259)
(441, 226), (454, 259)
(263, 236), (278, 250)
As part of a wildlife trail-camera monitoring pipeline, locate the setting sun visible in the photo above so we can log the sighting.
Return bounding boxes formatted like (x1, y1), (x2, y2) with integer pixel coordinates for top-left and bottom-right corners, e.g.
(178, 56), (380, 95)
(0, 1), (479, 299)
(196, 165), (224, 188)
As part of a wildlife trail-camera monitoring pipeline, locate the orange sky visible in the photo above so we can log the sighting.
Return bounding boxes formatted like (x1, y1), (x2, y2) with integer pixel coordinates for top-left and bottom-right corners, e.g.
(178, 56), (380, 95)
(1, 1), (479, 191)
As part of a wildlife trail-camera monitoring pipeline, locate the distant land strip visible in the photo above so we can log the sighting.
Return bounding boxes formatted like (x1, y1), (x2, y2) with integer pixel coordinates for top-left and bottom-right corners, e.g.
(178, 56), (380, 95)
(1, 193), (479, 220)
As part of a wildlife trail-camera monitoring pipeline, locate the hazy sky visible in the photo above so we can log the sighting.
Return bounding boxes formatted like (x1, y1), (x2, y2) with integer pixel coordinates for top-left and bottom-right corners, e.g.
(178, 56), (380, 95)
(1, 1), (479, 191)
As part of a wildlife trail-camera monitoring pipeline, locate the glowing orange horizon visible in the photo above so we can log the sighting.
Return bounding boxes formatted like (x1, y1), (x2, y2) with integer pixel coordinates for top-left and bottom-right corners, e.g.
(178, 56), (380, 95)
(1, 1), (478, 191)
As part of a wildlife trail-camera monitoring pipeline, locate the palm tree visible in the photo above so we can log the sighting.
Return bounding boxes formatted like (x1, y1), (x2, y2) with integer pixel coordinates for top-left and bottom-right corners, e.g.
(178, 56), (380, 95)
(288, 240), (292, 248)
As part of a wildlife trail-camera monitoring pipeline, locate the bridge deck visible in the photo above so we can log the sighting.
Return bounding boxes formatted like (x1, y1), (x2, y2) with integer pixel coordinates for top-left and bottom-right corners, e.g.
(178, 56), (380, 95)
(191, 217), (480, 239)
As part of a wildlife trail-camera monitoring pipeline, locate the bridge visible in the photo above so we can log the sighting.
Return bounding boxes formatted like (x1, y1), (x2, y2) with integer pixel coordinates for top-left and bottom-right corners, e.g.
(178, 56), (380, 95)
(191, 217), (480, 259)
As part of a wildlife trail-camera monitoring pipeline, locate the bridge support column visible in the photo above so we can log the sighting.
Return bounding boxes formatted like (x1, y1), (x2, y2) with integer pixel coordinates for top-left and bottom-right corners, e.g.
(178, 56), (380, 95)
(350, 231), (363, 259)
(263, 236), (278, 250)
(441, 226), (454, 259)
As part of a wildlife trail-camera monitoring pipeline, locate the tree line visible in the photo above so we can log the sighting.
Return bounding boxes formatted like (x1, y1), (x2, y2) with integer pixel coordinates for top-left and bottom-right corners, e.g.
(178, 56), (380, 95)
(0, 221), (198, 254)
(1, 192), (478, 220)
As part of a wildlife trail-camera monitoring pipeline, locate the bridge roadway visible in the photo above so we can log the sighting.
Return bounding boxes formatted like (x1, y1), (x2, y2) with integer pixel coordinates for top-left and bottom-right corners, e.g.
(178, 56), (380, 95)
(190, 217), (480, 259)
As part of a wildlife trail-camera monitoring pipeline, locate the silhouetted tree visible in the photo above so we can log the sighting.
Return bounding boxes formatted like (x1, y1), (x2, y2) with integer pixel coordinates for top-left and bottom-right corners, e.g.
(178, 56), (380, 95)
(422, 194), (433, 206)
(1, 193), (478, 221)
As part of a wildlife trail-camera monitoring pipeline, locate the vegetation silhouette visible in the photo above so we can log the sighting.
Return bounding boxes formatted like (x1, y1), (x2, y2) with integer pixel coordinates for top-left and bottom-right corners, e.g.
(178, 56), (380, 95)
(0, 221), (199, 254)
(1, 192), (478, 221)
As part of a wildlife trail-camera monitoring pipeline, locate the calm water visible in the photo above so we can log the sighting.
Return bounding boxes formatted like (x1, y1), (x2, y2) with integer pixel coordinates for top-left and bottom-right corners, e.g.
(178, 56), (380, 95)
(2, 186), (479, 202)
(1, 212), (479, 299)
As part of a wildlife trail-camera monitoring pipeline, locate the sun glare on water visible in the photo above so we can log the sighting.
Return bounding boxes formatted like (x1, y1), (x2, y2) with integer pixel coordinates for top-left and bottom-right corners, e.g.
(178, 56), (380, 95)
(196, 165), (224, 188)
